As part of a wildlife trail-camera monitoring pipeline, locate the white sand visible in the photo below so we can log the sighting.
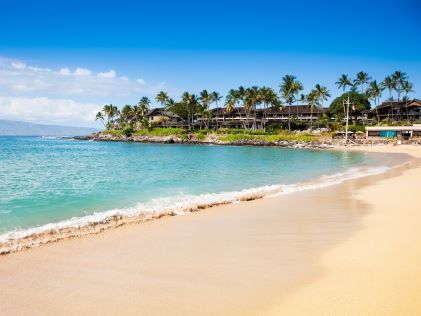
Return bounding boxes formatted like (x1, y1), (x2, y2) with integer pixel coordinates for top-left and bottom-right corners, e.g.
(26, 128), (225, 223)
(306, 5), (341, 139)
(265, 145), (421, 315)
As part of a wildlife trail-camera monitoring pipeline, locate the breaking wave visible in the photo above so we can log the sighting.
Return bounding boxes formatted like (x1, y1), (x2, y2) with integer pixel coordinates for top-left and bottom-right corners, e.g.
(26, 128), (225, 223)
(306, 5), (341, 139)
(0, 165), (389, 255)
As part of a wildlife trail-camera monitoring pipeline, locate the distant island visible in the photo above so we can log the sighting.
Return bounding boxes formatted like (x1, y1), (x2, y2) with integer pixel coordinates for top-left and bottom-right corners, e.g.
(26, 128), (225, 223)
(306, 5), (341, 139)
(0, 119), (99, 136)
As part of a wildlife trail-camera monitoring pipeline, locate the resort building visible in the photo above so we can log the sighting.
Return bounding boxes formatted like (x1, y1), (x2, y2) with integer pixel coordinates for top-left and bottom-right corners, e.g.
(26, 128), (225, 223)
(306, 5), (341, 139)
(371, 99), (421, 121)
(366, 125), (421, 141)
(145, 108), (185, 126)
(195, 106), (330, 129)
(147, 98), (420, 130)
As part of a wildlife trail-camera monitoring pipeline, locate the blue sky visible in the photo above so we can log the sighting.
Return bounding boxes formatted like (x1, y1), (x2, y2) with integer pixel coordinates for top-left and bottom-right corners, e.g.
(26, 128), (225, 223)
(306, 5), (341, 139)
(0, 0), (420, 127)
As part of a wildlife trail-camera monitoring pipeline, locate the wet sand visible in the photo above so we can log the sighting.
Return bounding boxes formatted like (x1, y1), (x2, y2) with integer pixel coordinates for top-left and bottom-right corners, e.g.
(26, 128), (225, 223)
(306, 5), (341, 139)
(0, 145), (420, 315)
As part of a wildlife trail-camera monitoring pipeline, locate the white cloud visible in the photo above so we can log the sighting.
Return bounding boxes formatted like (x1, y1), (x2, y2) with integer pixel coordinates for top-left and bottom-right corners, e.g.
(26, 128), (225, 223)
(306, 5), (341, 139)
(0, 56), (167, 98)
(59, 67), (71, 75)
(11, 61), (26, 70)
(74, 67), (91, 76)
(0, 56), (175, 126)
(0, 96), (101, 125)
(97, 70), (116, 79)
(28, 66), (51, 72)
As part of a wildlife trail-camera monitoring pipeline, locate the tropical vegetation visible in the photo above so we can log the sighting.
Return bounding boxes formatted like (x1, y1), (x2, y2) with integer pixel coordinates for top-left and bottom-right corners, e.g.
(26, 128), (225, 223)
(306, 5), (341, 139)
(95, 70), (416, 134)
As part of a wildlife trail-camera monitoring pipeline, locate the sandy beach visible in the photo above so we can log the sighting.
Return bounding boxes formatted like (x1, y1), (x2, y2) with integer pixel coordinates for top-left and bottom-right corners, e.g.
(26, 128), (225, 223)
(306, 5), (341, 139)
(0, 145), (420, 315)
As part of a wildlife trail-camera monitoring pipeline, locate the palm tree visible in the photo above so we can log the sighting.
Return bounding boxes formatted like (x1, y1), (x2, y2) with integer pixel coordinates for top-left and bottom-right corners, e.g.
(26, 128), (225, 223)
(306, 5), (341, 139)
(336, 74), (352, 92)
(189, 94), (199, 128)
(165, 98), (176, 112)
(101, 104), (119, 129)
(201, 109), (212, 129)
(156, 91), (169, 108)
(95, 111), (105, 127)
(294, 81), (304, 117)
(314, 84), (331, 108)
(121, 105), (134, 125)
(211, 91), (222, 128)
(314, 84), (330, 125)
(299, 94), (307, 104)
(297, 93), (308, 122)
(199, 90), (212, 110)
(138, 97), (150, 117)
(335, 74), (352, 116)
(244, 86), (260, 130)
(259, 87), (278, 130)
(199, 90), (212, 128)
(366, 80), (383, 123)
(402, 80), (414, 99)
(181, 92), (199, 129)
(392, 71), (408, 101)
(226, 88), (245, 129)
(307, 90), (318, 128)
(225, 98), (235, 117)
(280, 75), (301, 130)
(354, 71), (371, 94)
(402, 80), (414, 120)
(381, 76), (396, 100)
(161, 98), (177, 127)
(181, 92), (192, 129)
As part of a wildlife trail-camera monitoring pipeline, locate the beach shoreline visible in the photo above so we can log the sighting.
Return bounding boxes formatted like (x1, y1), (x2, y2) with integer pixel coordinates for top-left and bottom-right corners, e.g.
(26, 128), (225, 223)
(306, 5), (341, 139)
(0, 145), (406, 255)
(0, 145), (420, 315)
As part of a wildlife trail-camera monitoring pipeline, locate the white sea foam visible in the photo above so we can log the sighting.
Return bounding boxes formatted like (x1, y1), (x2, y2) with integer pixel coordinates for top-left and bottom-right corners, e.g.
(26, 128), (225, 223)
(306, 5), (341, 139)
(269, 165), (389, 197)
(0, 165), (390, 253)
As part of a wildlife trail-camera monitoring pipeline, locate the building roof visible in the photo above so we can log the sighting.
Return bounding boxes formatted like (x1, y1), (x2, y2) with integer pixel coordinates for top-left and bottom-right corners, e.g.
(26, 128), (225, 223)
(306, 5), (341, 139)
(377, 100), (405, 108)
(210, 105), (329, 116)
(405, 99), (421, 107)
(277, 105), (329, 115)
(146, 108), (180, 118)
(374, 98), (420, 111)
(366, 125), (421, 131)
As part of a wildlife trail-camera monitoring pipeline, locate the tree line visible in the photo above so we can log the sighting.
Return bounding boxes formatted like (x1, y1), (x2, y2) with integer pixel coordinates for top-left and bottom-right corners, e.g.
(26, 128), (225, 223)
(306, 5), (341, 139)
(96, 70), (415, 130)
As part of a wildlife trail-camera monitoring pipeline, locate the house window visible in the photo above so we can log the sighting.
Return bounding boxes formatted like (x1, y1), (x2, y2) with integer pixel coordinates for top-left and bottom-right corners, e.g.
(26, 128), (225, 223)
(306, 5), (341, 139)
(368, 131), (380, 137)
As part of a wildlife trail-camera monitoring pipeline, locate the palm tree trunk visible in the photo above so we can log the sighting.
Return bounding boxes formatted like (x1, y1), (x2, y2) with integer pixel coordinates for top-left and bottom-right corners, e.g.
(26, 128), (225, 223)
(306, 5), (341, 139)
(390, 103), (393, 123)
(253, 106), (257, 131)
(216, 103), (219, 130)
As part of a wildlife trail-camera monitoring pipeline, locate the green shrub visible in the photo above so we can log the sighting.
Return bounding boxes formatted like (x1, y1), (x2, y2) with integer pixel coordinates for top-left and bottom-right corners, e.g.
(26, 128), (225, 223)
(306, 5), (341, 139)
(219, 132), (316, 143)
(103, 130), (124, 137)
(348, 125), (365, 133)
(133, 128), (186, 137)
(122, 126), (134, 137)
(196, 133), (206, 141)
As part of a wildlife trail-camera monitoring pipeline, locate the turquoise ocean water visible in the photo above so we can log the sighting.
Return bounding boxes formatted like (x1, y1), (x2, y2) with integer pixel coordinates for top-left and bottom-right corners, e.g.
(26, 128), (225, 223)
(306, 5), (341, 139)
(0, 137), (387, 239)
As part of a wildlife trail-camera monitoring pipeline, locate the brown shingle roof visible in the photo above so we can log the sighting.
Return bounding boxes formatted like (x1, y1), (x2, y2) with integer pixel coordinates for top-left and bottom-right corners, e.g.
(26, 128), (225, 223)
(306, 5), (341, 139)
(146, 108), (180, 118)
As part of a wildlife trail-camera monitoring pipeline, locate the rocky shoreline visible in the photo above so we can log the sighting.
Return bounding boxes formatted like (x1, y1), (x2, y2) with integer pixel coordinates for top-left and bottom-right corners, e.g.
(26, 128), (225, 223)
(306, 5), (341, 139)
(74, 133), (335, 148)
(74, 132), (420, 148)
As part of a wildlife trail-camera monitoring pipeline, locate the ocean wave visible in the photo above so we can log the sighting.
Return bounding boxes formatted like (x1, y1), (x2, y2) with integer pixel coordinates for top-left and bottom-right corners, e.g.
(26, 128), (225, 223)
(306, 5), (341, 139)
(269, 165), (389, 196)
(0, 165), (389, 255)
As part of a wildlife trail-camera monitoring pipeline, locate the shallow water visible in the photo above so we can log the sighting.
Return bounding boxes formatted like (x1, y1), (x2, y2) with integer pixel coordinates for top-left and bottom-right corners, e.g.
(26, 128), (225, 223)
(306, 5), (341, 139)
(0, 136), (386, 237)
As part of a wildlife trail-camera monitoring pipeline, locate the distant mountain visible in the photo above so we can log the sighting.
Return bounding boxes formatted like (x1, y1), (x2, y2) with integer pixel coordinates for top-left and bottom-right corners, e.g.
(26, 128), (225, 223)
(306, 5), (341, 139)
(0, 119), (99, 136)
